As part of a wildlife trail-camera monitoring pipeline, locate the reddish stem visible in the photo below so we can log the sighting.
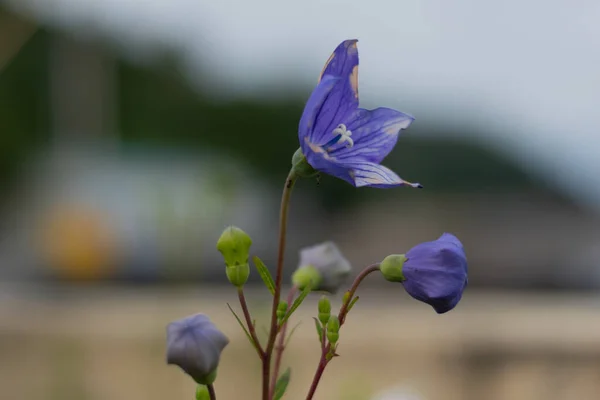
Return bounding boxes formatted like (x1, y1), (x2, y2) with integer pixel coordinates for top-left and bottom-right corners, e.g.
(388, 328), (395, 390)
(237, 287), (265, 357)
(263, 171), (297, 400)
(305, 263), (380, 400)
(207, 383), (217, 400)
(269, 286), (298, 398)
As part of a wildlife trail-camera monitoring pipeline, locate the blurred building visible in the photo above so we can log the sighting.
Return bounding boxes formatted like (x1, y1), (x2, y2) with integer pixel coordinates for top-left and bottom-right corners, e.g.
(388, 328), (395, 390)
(0, 6), (599, 290)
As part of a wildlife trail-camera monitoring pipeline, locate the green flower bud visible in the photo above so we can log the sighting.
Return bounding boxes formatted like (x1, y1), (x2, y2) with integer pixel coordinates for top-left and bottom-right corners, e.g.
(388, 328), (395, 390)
(291, 265), (322, 290)
(326, 315), (340, 344)
(196, 385), (210, 400)
(277, 301), (288, 322)
(318, 296), (331, 326)
(291, 148), (318, 178)
(216, 226), (252, 266)
(380, 254), (407, 282)
(225, 263), (250, 287)
(293, 242), (351, 294)
(217, 226), (252, 287)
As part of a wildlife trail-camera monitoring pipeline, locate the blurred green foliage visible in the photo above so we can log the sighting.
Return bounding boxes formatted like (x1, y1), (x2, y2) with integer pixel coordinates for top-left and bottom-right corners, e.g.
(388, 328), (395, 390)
(0, 24), (556, 211)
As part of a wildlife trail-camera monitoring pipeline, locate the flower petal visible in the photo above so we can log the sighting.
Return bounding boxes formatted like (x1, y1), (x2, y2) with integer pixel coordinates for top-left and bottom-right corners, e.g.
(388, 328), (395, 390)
(403, 237), (468, 314)
(347, 161), (422, 188)
(303, 142), (355, 184)
(331, 107), (414, 163)
(310, 40), (360, 145)
(298, 75), (340, 156)
(437, 233), (464, 250)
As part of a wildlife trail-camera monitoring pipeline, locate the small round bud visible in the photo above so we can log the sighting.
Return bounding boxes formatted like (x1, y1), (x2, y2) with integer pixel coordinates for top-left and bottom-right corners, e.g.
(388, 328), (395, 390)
(380, 254), (407, 282)
(293, 242), (351, 293)
(216, 226), (252, 267)
(225, 263), (250, 287)
(318, 296), (331, 326)
(196, 385), (210, 400)
(291, 265), (322, 290)
(217, 226), (252, 287)
(276, 301), (288, 322)
(326, 315), (340, 344)
(291, 148), (319, 178)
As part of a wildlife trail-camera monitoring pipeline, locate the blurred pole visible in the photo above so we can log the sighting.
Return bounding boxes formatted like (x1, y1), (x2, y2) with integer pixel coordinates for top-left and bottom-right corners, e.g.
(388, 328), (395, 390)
(49, 34), (118, 144)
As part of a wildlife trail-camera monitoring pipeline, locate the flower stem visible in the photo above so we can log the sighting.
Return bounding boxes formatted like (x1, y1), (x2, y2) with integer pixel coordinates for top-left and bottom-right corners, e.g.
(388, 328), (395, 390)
(338, 263), (380, 325)
(237, 287), (265, 357)
(269, 286), (298, 398)
(207, 384), (216, 400)
(263, 170), (297, 400)
(305, 355), (327, 400)
(305, 263), (380, 400)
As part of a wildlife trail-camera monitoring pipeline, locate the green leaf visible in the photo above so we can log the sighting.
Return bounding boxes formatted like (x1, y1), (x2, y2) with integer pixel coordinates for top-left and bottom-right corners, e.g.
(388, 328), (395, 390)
(284, 321), (302, 348)
(273, 367), (291, 400)
(226, 303), (258, 351)
(280, 283), (312, 326)
(313, 317), (323, 341)
(348, 296), (360, 311)
(253, 256), (275, 295)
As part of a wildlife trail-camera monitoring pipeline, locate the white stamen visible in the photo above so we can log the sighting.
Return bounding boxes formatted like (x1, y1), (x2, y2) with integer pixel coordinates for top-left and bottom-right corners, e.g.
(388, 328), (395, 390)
(332, 124), (354, 148)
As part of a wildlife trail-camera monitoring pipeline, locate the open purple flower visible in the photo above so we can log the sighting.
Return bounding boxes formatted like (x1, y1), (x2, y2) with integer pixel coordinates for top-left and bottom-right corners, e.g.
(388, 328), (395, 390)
(297, 39), (421, 188)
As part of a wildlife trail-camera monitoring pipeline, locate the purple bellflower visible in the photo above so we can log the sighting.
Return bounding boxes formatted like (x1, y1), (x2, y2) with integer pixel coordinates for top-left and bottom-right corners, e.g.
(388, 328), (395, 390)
(297, 39), (421, 188)
(380, 233), (467, 314)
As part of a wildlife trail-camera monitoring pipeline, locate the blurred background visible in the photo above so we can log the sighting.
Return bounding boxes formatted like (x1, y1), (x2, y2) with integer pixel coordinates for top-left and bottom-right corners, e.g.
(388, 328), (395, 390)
(1, 0), (600, 399)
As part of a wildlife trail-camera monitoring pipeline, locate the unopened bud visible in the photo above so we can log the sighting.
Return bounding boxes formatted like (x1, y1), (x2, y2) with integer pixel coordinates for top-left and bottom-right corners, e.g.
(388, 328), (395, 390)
(326, 315), (340, 344)
(318, 296), (331, 326)
(217, 226), (252, 287)
(225, 264), (250, 287)
(277, 301), (288, 322)
(291, 265), (321, 291)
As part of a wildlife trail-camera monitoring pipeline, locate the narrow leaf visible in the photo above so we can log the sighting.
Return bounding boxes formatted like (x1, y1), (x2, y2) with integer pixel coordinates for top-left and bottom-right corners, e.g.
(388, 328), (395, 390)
(273, 367), (292, 400)
(280, 283), (312, 326)
(313, 317), (323, 342)
(348, 296), (360, 311)
(253, 256), (275, 295)
(226, 303), (258, 351)
(284, 321), (302, 348)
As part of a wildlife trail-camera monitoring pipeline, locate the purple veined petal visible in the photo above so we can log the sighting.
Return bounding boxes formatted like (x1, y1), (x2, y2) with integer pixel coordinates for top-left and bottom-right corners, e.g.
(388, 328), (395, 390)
(298, 75), (340, 156)
(302, 137), (356, 184)
(310, 40), (360, 146)
(330, 107), (415, 163)
(347, 161), (422, 188)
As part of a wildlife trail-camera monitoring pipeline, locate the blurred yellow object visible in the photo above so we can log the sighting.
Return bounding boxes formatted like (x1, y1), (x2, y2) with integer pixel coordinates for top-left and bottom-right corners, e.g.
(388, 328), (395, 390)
(40, 206), (117, 281)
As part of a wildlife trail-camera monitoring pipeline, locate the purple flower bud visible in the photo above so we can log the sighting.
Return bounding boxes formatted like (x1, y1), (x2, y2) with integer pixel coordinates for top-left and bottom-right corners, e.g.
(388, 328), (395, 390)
(293, 242), (352, 294)
(402, 233), (467, 314)
(166, 313), (229, 384)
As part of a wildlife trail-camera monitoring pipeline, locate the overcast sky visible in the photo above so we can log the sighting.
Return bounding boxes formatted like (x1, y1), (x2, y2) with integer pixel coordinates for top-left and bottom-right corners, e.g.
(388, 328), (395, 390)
(6, 0), (600, 211)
